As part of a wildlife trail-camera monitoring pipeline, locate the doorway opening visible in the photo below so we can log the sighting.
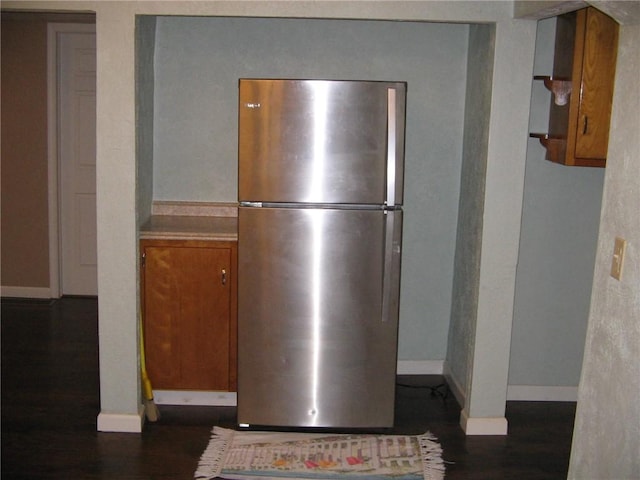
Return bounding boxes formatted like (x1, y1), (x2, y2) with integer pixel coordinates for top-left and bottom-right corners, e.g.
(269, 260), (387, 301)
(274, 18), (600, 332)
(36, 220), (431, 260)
(47, 22), (97, 297)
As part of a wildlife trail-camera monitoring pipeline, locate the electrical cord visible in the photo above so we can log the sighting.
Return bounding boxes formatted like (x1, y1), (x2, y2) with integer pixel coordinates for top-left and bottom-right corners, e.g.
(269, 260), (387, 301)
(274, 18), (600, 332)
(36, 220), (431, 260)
(396, 382), (449, 402)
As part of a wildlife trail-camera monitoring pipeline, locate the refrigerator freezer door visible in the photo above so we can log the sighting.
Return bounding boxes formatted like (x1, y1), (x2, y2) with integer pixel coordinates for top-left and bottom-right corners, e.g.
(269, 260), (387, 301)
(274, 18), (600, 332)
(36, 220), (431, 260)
(237, 206), (401, 428)
(239, 79), (406, 206)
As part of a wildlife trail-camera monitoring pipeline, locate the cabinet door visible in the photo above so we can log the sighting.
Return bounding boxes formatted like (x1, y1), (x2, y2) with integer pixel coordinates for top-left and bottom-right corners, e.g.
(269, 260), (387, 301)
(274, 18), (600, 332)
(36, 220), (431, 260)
(572, 7), (618, 161)
(537, 7), (618, 167)
(142, 241), (234, 391)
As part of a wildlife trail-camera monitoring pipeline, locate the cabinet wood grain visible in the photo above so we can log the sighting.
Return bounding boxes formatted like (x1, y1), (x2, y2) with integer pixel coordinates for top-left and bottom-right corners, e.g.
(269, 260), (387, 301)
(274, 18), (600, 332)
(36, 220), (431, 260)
(532, 7), (618, 167)
(141, 239), (237, 391)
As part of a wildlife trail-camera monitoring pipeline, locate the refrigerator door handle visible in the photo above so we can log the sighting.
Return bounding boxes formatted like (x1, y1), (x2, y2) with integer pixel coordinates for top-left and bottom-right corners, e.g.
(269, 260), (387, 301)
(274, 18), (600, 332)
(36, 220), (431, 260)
(386, 88), (396, 208)
(381, 210), (395, 323)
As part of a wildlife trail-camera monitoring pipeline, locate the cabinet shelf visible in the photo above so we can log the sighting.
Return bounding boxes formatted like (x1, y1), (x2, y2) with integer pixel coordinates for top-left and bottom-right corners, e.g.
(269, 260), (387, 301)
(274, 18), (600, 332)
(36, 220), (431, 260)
(530, 133), (566, 163)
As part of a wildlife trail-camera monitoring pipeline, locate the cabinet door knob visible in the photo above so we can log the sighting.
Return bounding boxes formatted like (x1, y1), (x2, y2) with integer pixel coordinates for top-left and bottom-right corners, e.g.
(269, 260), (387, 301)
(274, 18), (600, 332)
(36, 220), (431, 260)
(221, 269), (227, 286)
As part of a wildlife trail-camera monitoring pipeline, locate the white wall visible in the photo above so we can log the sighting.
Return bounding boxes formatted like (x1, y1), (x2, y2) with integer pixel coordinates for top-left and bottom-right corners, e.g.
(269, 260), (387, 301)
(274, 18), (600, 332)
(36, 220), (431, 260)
(95, 3), (142, 432)
(568, 21), (640, 478)
(460, 18), (536, 433)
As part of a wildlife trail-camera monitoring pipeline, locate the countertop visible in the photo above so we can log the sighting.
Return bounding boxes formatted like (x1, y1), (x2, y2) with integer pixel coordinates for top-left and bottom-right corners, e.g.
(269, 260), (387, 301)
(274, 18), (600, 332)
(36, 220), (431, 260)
(139, 202), (238, 241)
(140, 215), (238, 241)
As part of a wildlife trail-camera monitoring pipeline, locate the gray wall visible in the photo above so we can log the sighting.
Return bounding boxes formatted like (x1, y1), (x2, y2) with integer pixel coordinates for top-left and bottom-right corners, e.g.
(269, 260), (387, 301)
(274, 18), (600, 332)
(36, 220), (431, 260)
(136, 15), (155, 225)
(151, 16), (470, 362)
(150, 15), (598, 390)
(509, 17), (604, 389)
(446, 23), (494, 397)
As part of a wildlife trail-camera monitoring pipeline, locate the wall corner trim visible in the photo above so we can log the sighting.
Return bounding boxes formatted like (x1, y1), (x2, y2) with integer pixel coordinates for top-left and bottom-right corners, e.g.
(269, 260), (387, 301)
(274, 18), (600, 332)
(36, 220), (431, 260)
(460, 410), (508, 435)
(97, 409), (144, 433)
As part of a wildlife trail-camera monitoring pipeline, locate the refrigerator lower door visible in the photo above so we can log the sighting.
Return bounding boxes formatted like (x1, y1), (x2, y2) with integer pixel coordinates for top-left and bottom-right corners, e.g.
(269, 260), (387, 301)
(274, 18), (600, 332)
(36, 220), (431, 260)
(238, 206), (402, 428)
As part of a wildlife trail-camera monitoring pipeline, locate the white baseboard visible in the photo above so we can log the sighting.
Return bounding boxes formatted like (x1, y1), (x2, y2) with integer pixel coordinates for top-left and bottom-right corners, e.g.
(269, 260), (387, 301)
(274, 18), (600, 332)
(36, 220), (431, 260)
(441, 359), (578, 404)
(397, 360), (444, 375)
(154, 390), (237, 406)
(1, 286), (53, 299)
(151, 362), (445, 407)
(460, 410), (509, 435)
(162, 383), (574, 406)
(507, 385), (578, 402)
(97, 409), (145, 433)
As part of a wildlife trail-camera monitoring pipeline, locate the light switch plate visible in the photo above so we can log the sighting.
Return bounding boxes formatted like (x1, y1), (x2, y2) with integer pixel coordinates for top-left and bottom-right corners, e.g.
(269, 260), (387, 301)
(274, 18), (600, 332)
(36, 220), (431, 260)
(610, 236), (626, 280)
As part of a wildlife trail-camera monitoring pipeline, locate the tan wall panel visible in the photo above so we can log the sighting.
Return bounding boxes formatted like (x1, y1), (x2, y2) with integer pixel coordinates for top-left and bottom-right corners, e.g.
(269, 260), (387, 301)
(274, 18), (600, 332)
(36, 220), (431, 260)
(1, 15), (50, 289)
(1, 12), (94, 293)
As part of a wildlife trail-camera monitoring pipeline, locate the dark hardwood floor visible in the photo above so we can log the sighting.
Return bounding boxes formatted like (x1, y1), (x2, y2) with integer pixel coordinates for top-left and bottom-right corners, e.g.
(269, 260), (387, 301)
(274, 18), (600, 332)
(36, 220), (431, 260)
(2, 297), (576, 479)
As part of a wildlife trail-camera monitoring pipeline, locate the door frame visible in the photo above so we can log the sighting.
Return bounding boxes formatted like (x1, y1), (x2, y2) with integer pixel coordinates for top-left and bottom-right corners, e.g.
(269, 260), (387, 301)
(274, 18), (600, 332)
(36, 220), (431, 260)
(47, 22), (96, 298)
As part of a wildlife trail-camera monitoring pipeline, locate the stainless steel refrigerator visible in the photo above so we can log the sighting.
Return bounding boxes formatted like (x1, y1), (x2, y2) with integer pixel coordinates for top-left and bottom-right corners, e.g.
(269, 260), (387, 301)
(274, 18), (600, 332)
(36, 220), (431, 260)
(237, 79), (406, 429)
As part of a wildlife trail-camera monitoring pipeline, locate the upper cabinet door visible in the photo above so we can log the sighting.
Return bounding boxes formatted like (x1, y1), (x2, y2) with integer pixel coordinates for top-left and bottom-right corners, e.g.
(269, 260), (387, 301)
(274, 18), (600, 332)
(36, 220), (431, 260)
(531, 7), (618, 167)
(238, 79), (406, 205)
(572, 7), (619, 161)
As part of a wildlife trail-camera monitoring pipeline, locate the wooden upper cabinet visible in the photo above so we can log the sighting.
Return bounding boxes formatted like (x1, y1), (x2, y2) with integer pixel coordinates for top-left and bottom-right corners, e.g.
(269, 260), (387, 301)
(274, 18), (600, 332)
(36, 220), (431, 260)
(532, 7), (619, 167)
(141, 239), (238, 392)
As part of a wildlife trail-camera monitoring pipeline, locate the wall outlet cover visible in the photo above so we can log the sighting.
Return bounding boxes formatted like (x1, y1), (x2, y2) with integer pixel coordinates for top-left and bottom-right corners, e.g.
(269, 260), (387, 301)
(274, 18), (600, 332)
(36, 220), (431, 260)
(610, 236), (626, 280)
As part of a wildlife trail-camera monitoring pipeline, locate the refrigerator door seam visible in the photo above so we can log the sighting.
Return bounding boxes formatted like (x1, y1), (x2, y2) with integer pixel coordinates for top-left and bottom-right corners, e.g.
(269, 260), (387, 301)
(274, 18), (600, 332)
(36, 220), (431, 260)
(240, 202), (387, 210)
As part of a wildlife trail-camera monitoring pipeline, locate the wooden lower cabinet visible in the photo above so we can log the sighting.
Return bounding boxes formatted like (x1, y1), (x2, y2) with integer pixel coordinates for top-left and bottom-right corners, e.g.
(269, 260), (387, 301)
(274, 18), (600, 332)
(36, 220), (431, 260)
(140, 239), (237, 392)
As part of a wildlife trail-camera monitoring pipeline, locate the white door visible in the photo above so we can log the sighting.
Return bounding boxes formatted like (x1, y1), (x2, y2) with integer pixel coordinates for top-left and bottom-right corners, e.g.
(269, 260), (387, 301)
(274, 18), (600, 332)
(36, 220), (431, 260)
(58, 31), (97, 296)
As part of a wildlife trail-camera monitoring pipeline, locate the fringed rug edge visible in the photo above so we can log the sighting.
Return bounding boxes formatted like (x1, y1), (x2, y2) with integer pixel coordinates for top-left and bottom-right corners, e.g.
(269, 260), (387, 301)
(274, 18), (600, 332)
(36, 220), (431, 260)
(417, 432), (445, 480)
(194, 426), (234, 479)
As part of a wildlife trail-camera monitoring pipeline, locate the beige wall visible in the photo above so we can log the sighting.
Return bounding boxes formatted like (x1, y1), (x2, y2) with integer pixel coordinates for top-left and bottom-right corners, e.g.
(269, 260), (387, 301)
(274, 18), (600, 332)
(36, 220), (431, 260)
(1, 14), (50, 290)
(1, 12), (95, 296)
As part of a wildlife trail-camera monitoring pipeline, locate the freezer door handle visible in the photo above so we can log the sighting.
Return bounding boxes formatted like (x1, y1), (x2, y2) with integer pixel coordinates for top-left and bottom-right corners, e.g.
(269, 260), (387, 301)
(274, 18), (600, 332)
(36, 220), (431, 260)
(386, 88), (396, 208)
